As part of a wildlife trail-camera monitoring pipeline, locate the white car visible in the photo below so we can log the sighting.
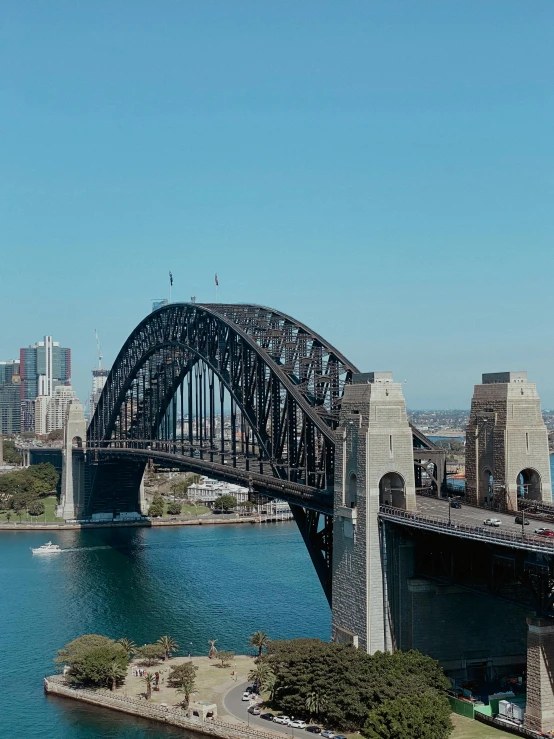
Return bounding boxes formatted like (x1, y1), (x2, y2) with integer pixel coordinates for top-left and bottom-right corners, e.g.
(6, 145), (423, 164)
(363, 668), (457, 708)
(290, 720), (308, 729)
(242, 692), (250, 701)
(273, 716), (291, 725)
(484, 518), (501, 527)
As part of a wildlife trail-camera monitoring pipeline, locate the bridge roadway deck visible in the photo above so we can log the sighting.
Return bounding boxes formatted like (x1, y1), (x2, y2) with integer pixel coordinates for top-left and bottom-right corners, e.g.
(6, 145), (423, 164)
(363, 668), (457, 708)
(380, 497), (554, 554)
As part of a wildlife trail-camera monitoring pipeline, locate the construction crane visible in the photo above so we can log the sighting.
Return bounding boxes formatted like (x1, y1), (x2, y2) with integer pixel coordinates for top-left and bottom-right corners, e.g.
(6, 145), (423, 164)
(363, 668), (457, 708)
(94, 329), (103, 370)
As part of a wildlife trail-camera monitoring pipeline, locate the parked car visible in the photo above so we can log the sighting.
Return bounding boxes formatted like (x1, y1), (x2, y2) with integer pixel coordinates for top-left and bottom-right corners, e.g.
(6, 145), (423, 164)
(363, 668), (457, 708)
(260, 714), (274, 721)
(306, 728), (322, 734)
(248, 706), (261, 715)
(245, 686), (254, 694)
(242, 692), (250, 701)
(484, 518), (501, 527)
(274, 716), (291, 725)
(450, 501), (462, 509)
(290, 720), (307, 729)
(334, 735), (347, 739)
(514, 516), (529, 525)
(321, 731), (335, 738)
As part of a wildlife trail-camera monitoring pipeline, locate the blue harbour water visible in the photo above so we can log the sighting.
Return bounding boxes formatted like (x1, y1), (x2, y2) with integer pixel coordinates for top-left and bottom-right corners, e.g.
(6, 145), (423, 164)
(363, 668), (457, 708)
(0, 522), (330, 738)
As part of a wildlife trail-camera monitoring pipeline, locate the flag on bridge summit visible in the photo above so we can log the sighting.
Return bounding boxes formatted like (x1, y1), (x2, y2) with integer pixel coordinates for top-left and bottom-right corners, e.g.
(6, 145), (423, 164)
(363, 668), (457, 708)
(169, 271), (173, 286)
(215, 273), (219, 286)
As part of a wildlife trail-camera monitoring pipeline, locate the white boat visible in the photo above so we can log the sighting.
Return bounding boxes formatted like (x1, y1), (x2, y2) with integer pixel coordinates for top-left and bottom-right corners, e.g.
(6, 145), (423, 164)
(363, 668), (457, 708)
(31, 542), (62, 555)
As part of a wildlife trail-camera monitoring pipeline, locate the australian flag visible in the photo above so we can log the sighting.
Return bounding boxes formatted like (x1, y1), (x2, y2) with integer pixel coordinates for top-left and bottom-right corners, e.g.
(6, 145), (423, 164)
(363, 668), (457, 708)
(169, 271), (173, 286)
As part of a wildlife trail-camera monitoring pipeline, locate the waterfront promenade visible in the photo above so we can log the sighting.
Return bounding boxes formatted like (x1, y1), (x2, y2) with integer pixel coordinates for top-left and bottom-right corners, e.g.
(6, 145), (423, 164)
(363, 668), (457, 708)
(45, 655), (281, 739)
(0, 512), (290, 532)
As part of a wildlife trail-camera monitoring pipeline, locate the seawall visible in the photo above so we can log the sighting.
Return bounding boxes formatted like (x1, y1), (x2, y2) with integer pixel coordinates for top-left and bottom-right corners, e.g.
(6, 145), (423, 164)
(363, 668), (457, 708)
(44, 676), (273, 739)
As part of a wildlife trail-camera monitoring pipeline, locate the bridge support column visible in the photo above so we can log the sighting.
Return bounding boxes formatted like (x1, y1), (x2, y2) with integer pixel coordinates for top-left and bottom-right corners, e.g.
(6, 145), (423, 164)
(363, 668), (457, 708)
(57, 401), (87, 520)
(466, 372), (552, 510)
(331, 372), (416, 653)
(524, 617), (554, 733)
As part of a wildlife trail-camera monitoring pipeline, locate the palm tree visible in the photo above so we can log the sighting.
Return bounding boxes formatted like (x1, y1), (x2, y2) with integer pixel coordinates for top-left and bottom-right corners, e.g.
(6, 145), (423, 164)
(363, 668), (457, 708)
(143, 671), (155, 699)
(157, 635), (179, 659)
(305, 691), (326, 721)
(248, 630), (269, 657)
(118, 638), (136, 659)
(106, 660), (127, 691)
(176, 679), (195, 708)
(248, 662), (275, 693)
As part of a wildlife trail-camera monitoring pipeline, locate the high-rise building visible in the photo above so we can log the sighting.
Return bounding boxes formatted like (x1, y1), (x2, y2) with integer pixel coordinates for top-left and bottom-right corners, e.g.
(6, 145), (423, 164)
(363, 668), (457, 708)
(20, 336), (71, 432)
(90, 367), (109, 419)
(45, 385), (79, 433)
(0, 360), (21, 434)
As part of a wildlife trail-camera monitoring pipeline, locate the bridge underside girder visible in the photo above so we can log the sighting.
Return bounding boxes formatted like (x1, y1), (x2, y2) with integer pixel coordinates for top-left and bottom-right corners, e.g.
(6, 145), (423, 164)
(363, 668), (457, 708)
(399, 523), (554, 617)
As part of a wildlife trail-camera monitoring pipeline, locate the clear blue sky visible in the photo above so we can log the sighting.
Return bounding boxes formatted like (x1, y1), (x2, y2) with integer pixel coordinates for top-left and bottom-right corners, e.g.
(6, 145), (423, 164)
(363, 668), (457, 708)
(1, 2), (553, 409)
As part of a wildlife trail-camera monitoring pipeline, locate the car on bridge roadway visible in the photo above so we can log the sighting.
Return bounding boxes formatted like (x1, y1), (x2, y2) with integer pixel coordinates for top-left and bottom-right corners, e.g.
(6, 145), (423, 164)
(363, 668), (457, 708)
(450, 500), (462, 509)
(536, 528), (554, 537)
(514, 516), (529, 525)
(484, 518), (501, 527)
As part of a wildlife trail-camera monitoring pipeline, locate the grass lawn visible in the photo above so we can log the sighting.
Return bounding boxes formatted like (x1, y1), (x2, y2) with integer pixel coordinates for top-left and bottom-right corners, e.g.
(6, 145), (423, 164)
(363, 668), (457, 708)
(0, 495), (64, 523)
(451, 714), (512, 738)
(160, 500), (209, 517)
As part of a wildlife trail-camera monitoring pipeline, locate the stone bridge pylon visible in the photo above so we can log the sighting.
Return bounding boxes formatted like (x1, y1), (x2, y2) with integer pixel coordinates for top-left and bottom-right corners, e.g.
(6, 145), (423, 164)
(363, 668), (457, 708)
(465, 372), (552, 510)
(331, 372), (416, 653)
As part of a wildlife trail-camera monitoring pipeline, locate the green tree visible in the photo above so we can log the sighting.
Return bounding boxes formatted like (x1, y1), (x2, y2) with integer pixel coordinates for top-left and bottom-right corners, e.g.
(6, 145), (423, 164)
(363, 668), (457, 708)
(143, 671), (155, 698)
(47, 429), (64, 441)
(216, 650), (235, 667)
(105, 659), (128, 691)
(262, 639), (450, 731)
(55, 635), (128, 688)
(148, 495), (164, 517)
(2, 440), (22, 465)
(166, 501), (182, 515)
(5, 511), (11, 522)
(362, 693), (452, 739)
(28, 500), (45, 517)
(157, 635), (179, 659)
(305, 691), (327, 722)
(248, 662), (275, 692)
(169, 662), (197, 706)
(135, 643), (166, 665)
(117, 638), (136, 658)
(249, 630), (269, 657)
(213, 494), (236, 511)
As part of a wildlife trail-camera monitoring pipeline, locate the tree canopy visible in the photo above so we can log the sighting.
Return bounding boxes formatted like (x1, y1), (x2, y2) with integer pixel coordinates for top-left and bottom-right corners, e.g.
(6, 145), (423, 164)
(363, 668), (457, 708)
(262, 639), (451, 732)
(0, 463), (59, 511)
(2, 439), (22, 465)
(135, 643), (166, 664)
(213, 494), (236, 510)
(55, 634), (129, 689)
(362, 693), (452, 739)
(148, 495), (164, 517)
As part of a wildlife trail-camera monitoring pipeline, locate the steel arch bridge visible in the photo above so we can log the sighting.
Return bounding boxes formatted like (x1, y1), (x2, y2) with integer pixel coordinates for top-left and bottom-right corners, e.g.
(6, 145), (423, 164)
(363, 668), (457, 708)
(86, 303), (443, 602)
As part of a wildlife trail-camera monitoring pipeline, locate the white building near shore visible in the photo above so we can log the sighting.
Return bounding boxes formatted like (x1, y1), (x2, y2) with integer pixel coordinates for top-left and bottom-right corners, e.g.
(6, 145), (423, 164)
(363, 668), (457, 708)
(187, 477), (292, 517)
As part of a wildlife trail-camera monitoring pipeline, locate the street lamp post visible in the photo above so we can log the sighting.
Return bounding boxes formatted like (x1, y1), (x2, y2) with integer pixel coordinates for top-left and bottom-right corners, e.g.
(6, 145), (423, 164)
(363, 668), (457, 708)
(448, 497), (452, 526)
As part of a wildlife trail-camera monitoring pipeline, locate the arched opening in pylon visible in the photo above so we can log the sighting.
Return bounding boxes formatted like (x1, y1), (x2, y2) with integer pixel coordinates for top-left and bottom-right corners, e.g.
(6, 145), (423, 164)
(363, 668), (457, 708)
(517, 468), (541, 500)
(379, 472), (406, 509)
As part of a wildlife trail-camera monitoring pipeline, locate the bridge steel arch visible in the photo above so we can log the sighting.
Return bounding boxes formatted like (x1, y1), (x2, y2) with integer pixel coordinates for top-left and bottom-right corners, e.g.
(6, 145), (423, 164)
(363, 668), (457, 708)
(86, 303), (444, 604)
(87, 303), (359, 602)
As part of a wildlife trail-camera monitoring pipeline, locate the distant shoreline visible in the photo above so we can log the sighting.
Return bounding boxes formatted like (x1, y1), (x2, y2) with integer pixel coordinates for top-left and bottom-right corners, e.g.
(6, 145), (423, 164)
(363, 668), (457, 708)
(0, 513), (292, 533)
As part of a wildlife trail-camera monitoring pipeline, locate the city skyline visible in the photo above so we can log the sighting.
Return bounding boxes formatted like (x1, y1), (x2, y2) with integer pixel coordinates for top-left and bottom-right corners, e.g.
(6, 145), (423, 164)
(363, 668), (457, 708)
(2, 3), (553, 408)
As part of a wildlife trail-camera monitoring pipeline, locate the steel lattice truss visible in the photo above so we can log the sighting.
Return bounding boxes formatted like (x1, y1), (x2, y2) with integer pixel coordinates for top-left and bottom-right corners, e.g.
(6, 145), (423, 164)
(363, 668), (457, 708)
(86, 303), (443, 602)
